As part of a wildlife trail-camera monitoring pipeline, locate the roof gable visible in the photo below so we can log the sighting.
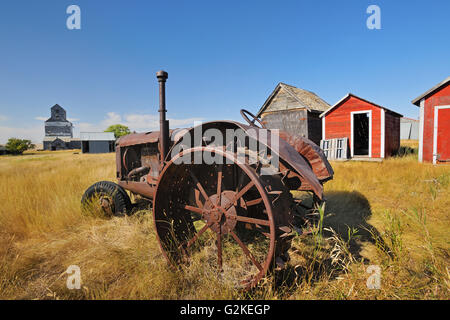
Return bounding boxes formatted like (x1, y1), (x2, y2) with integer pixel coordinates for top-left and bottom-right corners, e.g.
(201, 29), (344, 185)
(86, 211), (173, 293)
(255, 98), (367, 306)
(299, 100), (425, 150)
(320, 93), (403, 118)
(51, 104), (64, 111)
(412, 77), (450, 106)
(46, 104), (69, 123)
(50, 138), (65, 145)
(256, 83), (330, 117)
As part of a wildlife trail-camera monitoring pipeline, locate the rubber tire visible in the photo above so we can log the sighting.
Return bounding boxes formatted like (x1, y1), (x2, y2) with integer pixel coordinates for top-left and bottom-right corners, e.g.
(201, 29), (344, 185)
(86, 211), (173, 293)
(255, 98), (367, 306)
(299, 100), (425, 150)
(81, 181), (132, 217)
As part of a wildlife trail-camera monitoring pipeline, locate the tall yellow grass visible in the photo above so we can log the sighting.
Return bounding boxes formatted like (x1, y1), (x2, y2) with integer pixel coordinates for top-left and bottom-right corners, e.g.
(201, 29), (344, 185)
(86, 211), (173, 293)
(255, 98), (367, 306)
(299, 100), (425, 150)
(0, 144), (448, 299)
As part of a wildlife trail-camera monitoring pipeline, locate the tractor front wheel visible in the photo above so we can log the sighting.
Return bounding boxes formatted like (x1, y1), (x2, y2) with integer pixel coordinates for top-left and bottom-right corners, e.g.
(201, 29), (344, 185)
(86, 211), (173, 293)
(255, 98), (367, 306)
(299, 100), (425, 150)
(81, 181), (132, 217)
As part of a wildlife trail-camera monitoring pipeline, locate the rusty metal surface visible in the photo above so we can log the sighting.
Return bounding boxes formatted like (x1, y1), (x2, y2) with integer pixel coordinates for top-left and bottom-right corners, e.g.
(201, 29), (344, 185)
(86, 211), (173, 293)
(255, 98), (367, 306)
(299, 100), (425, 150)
(202, 190), (238, 235)
(168, 120), (325, 199)
(242, 123), (324, 199)
(279, 131), (334, 182)
(157, 70), (170, 162)
(127, 166), (150, 179)
(153, 147), (290, 290)
(117, 131), (161, 147)
(85, 70), (336, 292)
(115, 145), (121, 179)
(117, 180), (155, 199)
(140, 144), (161, 182)
(122, 147), (139, 172)
(240, 109), (266, 128)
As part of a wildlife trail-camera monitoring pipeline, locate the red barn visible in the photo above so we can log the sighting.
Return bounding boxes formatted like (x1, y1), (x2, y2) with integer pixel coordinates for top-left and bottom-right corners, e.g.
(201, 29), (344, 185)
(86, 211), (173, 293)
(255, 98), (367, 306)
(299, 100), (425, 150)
(412, 77), (450, 164)
(320, 94), (402, 160)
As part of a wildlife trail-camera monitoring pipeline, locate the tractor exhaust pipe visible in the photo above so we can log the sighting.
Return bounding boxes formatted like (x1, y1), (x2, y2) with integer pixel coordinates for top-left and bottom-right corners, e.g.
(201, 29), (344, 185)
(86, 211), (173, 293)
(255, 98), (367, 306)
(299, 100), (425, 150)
(156, 70), (169, 162)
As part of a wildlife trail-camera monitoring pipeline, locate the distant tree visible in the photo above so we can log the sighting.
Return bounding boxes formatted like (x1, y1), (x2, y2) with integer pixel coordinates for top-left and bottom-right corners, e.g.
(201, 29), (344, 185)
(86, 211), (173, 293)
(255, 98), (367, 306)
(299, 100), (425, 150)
(105, 124), (131, 138)
(6, 138), (35, 155)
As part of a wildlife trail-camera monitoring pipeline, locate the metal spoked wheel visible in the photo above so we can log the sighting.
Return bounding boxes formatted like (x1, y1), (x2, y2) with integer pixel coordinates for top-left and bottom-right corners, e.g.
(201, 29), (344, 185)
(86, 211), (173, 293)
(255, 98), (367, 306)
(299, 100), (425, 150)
(153, 147), (294, 290)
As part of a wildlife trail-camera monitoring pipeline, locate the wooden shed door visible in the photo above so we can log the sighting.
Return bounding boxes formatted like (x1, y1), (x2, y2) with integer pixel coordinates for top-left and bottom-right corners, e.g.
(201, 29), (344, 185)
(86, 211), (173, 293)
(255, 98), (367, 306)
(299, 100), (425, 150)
(435, 106), (450, 163)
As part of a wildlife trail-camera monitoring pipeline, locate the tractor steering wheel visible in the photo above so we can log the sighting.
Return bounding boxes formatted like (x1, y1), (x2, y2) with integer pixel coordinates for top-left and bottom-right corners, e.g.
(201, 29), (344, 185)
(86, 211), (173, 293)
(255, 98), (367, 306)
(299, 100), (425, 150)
(240, 109), (266, 128)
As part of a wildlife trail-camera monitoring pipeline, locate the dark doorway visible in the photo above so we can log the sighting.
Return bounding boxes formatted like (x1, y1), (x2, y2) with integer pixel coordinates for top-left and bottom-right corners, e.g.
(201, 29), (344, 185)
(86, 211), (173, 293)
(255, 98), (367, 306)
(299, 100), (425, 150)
(82, 141), (90, 153)
(353, 113), (370, 156)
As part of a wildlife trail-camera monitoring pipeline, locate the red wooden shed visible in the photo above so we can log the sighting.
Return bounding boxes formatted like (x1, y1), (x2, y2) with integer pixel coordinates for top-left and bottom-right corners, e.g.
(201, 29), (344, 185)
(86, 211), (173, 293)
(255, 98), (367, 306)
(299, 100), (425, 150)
(320, 93), (402, 160)
(412, 77), (450, 164)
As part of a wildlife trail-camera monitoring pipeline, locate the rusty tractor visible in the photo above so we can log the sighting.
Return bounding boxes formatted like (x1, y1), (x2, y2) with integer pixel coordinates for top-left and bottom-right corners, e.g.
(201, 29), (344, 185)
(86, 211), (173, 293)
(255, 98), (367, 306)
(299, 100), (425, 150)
(81, 70), (334, 290)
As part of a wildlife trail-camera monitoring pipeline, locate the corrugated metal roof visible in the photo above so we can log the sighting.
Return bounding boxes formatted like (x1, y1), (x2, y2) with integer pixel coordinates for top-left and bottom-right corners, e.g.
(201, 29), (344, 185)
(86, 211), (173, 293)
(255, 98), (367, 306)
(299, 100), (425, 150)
(80, 132), (115, 141)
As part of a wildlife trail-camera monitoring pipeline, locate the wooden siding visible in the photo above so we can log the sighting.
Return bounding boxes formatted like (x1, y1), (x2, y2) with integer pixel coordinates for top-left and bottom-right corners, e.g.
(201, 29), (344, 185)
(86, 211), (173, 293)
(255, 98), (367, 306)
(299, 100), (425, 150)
(259, 84), (329, 146)
(437, 108), (450, 162)
(384, 112), (400, 157)
(264, 86), (304, 112)
(261, 109), (308, 138)
(324, 96), (383, 158)
(421, 83), (450, 163)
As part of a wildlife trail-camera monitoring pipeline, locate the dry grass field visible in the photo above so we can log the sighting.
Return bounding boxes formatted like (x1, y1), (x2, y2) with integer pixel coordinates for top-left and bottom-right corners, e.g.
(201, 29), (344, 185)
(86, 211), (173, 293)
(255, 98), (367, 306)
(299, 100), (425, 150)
(0, 141), (449, 300)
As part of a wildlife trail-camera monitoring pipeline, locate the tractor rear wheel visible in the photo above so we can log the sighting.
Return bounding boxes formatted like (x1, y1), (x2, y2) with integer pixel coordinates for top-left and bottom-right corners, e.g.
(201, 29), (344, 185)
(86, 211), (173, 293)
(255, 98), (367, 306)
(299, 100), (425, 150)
(81, 181), (132, 217)
(153, 147), (294, 290)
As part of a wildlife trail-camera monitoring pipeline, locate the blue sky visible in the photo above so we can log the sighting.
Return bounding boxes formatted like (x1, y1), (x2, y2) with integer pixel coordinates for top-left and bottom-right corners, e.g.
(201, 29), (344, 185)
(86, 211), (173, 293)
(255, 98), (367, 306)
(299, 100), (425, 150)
(0, 0), (449, 143)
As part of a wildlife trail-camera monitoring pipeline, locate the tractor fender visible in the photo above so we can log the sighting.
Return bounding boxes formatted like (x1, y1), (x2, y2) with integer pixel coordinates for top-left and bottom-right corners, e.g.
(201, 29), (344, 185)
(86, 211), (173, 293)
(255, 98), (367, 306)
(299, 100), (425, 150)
(167, 120), (324, 199)
(278, 131), (334, 182)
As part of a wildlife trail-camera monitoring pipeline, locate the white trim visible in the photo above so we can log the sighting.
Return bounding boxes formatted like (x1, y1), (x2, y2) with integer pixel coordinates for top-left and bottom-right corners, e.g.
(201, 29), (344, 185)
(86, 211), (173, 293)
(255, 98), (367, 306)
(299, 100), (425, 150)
(433, 105), (450, 165)
(322, 116), (326, 140)
(412, 77), (450, 106)
(418, 99), (425, 162)
(320, 93), (351, 118)
(321, 93), (403, 118)
(350, 110), (372, 158)
(380, 109), (385, 158)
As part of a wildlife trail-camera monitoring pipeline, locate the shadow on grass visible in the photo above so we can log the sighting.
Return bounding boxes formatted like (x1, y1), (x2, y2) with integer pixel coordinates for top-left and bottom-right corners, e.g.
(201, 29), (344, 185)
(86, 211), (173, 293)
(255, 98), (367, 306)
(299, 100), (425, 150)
(130, 199), (153, 213)
(396, 145), (418, 157)
(268, 190), (393, 297)
(325, 191), (374, 244)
